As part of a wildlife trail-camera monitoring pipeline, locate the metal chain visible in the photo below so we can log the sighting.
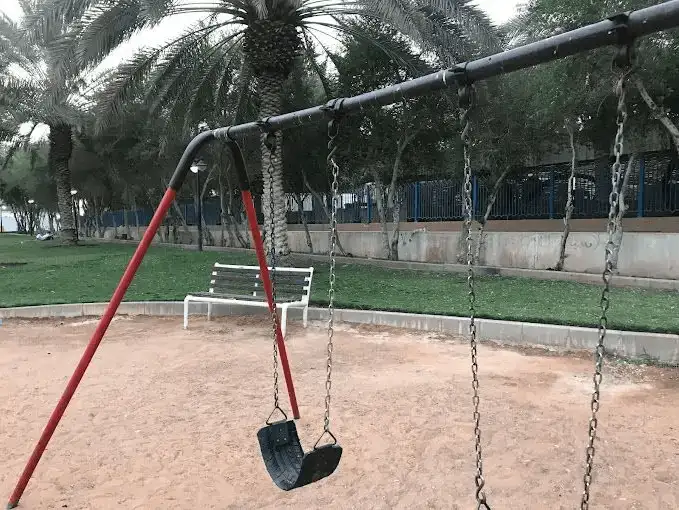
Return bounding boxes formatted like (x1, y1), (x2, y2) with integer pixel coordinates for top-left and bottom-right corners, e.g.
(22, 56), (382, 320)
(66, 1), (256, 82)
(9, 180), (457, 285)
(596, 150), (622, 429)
(459, 83), (490, 510)
(264, 131), (280, 412)
(323, 118), (340, 436)
(580, 56), (631, 510)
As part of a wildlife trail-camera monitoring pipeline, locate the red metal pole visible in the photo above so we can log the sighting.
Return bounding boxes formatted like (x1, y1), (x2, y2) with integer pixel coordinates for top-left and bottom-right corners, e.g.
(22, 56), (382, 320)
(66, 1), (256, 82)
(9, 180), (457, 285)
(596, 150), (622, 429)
(241, 190), (300, 420)
(6, 189), (177, 509)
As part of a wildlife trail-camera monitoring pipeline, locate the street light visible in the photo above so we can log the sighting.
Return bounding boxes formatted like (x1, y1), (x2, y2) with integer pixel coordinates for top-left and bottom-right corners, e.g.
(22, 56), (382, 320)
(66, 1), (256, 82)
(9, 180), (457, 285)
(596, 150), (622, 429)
(190, 160), (207, 252)
(70, 189), (79, 237)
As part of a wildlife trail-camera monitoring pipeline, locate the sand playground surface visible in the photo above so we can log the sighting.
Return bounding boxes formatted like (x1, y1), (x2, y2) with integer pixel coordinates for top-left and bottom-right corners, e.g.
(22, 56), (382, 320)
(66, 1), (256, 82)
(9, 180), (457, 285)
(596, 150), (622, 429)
(1, 315), (678, 509)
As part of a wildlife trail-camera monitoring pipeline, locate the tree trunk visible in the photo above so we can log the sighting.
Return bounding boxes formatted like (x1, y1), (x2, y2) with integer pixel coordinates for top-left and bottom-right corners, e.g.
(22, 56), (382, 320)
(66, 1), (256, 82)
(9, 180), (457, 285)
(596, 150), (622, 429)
(123, 206), (130, 239)
(382, 131), (417, 260)
(200, 168), (215, 246)
(49, 123), (77, 244)
(635, 78), (679, 155)
(292, 193), (313, 253)
(218, 171), (232, 247)
(611, 154), (636, 271)
(301, 170), (350, 256)
(372, 172), (392, 259)
(257, 71), (290, 262)
(162, 178), (190, 236)
(131, 197), (140, 240)
(93, 198), (101, 238)
(48, 211), (56, 233)
(389, 190), (403, 261)
(554, 124), (577, 271)
(475, 168), (510, 264)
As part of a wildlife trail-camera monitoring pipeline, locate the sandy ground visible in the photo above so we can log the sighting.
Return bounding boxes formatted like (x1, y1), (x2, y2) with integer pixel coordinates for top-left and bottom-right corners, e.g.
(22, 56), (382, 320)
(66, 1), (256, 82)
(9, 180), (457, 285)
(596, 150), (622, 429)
(1, 315), (678, 510)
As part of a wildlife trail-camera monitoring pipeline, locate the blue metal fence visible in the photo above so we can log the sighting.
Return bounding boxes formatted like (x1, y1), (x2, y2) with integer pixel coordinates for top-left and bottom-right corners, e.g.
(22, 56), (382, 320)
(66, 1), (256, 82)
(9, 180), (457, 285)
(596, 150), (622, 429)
(101, 150), (678, 228)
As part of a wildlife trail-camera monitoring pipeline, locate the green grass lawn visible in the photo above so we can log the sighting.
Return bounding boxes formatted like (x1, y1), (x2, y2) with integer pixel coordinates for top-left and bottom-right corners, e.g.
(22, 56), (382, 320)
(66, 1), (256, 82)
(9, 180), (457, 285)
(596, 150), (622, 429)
(1, 233), (677, 333)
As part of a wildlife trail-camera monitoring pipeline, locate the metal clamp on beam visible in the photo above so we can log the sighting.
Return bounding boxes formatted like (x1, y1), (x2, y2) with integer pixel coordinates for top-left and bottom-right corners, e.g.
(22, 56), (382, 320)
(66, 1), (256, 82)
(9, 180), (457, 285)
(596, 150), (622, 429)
(321, 98), (346, 138)
(451, 63), (475, 111)
(257, 117), (277, 152)
(608, 12), (636, 68)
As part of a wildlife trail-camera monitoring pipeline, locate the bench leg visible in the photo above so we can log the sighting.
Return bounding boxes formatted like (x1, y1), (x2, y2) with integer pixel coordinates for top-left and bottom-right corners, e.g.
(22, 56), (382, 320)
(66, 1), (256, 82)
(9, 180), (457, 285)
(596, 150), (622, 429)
(303, 306), (308, 329)
(281, 306), (289, 339)
(183, 298), (190, 329)
(207, 302), (213, 321)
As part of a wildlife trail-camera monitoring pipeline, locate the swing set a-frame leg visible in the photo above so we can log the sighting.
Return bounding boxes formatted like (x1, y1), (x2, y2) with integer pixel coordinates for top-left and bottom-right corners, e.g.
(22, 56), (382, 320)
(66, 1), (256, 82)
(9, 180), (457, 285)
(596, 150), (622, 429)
(5, 132), (300, 509)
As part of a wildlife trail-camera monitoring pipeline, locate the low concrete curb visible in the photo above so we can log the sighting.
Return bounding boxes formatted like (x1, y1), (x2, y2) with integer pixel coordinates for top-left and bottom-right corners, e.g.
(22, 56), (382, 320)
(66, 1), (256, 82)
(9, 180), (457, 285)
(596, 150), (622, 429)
(95, 238), (679, 291)
(2, 302), (677, 364)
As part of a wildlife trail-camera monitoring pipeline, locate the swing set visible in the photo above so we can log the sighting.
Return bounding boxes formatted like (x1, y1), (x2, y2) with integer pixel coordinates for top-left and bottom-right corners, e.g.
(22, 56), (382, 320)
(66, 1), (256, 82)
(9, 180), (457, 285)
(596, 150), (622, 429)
(6, 2), (679, 509)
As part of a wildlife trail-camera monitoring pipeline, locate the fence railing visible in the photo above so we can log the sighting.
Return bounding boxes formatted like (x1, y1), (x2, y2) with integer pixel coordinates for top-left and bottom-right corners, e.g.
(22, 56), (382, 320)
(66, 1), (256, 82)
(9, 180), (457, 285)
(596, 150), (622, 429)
(100, 150), (678, 229)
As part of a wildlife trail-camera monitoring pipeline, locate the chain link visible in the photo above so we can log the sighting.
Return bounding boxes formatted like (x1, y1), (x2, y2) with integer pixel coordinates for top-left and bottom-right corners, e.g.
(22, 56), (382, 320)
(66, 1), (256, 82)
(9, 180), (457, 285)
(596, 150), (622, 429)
(459, 84), (490, 510)
(323, 118), (340, 436)
(264, 132), (281, 412)
(580, 60), (631, 510)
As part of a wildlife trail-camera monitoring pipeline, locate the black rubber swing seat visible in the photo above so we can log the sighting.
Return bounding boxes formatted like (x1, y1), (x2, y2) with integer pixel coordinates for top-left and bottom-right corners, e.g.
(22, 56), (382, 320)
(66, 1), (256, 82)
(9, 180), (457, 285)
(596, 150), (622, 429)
(257, 420), (342, 490)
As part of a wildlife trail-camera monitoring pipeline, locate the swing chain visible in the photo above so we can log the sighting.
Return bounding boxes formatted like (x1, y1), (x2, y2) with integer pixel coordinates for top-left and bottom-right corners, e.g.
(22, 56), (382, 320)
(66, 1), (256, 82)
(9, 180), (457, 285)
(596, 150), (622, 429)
(322, 115), (340, 439)
(264, 130), (281, 412)
(459, 82), (489, 510)
(580, 44), (633, 510)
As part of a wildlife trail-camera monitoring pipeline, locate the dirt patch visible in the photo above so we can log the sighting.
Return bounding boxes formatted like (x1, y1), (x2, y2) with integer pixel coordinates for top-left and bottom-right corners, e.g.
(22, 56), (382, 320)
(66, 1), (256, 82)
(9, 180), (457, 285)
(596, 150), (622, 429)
(1, 316), (677, 509)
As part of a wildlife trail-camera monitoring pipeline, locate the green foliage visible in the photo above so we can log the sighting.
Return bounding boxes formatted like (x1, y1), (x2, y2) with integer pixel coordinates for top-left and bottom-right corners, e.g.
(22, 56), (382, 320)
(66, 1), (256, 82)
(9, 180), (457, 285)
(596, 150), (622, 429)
(0, 145), (53, 209)
(505, 0), (679, 154)
(335, 20), (455, 186)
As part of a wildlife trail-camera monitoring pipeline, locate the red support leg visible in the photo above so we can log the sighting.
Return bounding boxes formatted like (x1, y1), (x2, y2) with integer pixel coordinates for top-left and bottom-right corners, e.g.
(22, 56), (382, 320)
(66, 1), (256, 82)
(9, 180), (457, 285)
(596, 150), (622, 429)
(6, 189), (178, 509)
(242, 190), (301, 420)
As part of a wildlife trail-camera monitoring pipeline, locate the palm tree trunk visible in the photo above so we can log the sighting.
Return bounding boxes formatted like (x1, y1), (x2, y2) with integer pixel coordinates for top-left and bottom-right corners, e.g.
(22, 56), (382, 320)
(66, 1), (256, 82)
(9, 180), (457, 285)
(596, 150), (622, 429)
(257, 71), (290, 261)
(49, 124), (77, 244)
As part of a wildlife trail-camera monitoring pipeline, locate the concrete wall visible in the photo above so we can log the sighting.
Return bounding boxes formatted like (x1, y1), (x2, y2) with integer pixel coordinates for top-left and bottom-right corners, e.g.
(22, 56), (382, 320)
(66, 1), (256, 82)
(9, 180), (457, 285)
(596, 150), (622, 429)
(103, 220), (679, 279)
(285, 229), (678, 279)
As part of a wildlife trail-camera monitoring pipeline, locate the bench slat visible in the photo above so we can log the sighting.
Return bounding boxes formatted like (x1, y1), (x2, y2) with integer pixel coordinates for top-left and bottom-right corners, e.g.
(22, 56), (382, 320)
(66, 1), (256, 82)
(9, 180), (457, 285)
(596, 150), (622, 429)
(210, 271), (309, 283)
(209, 281), (310, 293)
(192, 291), (301, 303)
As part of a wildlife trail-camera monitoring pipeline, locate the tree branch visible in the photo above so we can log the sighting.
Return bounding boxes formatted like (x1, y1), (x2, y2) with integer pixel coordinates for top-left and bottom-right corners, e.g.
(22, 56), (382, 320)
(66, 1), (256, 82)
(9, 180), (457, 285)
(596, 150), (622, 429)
(635, 77), (679, 154)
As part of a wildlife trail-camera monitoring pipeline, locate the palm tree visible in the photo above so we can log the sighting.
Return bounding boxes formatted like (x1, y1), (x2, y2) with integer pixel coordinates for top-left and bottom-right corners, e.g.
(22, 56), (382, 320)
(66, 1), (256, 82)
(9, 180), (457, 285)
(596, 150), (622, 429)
(35, 0), (501, 255)
(0, 2), (102, 244)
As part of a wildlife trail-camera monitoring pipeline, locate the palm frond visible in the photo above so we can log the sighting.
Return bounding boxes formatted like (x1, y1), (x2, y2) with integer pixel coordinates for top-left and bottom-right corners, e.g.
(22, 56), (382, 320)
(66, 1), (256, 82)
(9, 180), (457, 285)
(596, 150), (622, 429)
(1, 122), (38, 171)
(70, 0), (173, 71)
(144, 27), (235, 113)
(94, 50), (165, 131)
(181, 38), (243, 133)
(300, 30), (333, 99)
(0, 14), (42, 74)
(93, 19), (233, 131)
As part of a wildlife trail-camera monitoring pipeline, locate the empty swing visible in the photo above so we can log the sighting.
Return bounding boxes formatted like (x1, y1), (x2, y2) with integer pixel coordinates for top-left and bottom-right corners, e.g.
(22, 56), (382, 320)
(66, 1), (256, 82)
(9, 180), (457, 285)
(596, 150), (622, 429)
(456, 30), (636, 510)
(256, 111), (344, 490)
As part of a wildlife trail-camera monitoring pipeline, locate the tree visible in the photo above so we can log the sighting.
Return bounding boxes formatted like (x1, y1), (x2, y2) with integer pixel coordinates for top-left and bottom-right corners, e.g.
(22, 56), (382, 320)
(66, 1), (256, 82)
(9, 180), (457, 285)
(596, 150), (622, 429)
(35, 0), (500, 259)
(336, 21), (455, 260)
(502, 0), (678, 269)
(0, 144), (55, 235)
(0, 4), (102, 244)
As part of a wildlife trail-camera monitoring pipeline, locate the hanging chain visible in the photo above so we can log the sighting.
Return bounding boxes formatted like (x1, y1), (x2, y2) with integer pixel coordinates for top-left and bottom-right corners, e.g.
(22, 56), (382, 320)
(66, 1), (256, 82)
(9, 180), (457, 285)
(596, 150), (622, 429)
(459, 83), (490, 510)
(580, 44), (633, 510)
(321, 116), (340, 442)
(264, 131), (281, 414)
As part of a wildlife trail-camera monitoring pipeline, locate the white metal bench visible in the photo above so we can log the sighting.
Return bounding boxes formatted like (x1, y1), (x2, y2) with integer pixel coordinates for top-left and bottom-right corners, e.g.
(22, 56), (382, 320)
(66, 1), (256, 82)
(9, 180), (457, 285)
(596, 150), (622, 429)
(183, 263), (314, 337)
